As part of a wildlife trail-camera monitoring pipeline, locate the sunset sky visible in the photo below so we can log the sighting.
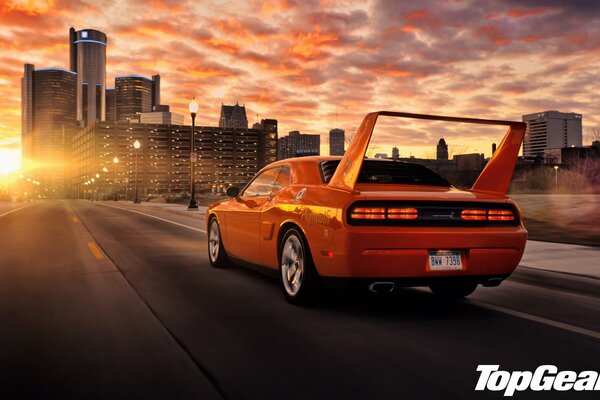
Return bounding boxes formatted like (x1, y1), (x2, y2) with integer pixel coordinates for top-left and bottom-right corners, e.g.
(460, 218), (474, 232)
(1, 0), (599, 170)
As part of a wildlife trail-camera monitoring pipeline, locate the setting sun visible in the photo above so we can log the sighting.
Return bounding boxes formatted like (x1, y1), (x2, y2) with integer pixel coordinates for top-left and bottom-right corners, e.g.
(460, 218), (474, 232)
(0, 148), (21, 174)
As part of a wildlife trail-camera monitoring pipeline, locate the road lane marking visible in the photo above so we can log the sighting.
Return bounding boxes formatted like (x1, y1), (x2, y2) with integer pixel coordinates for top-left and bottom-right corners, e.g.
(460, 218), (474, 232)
(72, 216), (79, 223)
(95, 202), (206, 233)
(87, 242), (105, 260)
(469, 300), (600, 340)
(0, 204), (34, 218)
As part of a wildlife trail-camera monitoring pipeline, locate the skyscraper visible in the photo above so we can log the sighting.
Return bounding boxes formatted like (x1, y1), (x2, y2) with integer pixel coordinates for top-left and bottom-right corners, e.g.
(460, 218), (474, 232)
(151, 74), (160, 108)
(70, 27), (107, 126)
(391, 146), (399, 159)
(115, 75), (152, 121)
(329, 128), (345, 155)
(21, 63), (34, 162)
(278, 131), (320, 159)
(21, 64), (77, 196)
(522, 111), (583, 158)
(219, 103), (248, 129)
(105, 88), (116, 122)
(115, 75), (160, 121)
(437, 138), (448, 160)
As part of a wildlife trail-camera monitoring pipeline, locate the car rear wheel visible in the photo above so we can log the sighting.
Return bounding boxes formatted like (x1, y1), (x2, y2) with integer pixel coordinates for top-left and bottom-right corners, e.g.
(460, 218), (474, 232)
(429, 281), (477, 298)
(279, 228), (319, 305)
(208, 217), (229, 267)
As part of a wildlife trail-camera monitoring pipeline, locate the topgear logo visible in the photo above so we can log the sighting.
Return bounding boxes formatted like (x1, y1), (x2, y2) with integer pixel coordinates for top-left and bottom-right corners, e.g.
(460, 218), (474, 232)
(475, 365), (600, 397)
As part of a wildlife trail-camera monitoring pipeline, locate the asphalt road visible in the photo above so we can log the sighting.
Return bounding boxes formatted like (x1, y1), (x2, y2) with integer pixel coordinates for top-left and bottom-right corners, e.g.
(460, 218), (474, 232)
(0, 200), (598, 400)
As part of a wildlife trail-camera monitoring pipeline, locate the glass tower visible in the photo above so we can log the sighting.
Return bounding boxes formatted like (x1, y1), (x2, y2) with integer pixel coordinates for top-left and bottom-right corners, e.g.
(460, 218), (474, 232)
(115, 75), (158, 121)
(21, 65), (77, 196)
(70, 27), (107, 127)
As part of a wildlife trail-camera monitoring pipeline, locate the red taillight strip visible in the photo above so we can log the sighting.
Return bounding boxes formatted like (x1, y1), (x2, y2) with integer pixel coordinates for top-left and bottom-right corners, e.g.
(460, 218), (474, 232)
(462, 209), (515, 221)
(387, 207), (418, 220)
(350, 207), (386, 220)
(350, 213), (386, 220)
(488, 210), (515, 221)
(461, 209), (487, 221)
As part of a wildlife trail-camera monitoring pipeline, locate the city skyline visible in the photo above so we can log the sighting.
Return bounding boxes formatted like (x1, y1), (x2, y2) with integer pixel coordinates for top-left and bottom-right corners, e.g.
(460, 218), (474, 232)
(1, 0), (600, 174)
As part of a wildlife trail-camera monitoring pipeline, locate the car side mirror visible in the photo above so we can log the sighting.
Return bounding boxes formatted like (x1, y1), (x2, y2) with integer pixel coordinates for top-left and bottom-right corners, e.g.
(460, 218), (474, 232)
(226, 186), (240, 197)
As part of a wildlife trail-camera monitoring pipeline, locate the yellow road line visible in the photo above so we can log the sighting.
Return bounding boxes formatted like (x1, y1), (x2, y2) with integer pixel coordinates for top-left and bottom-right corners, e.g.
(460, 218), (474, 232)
(72, 216), (79, 223)
(87, 242), (105, 260)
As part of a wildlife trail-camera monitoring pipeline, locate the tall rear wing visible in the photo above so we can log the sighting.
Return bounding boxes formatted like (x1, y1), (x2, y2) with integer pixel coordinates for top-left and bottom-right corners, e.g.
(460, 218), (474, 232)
(328, 111), (526, 196)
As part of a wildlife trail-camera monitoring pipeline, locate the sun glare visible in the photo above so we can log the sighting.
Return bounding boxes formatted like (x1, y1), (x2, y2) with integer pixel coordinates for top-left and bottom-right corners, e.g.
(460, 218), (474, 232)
(0, 149), (21, 174)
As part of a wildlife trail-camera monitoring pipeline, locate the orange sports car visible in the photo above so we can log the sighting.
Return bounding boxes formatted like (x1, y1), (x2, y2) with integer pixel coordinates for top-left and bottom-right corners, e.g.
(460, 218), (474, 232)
(207, 112), (528, 305)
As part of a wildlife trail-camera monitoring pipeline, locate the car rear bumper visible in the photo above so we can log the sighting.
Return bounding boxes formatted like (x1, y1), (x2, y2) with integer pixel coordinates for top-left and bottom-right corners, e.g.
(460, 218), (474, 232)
(313, 226), (527, 279)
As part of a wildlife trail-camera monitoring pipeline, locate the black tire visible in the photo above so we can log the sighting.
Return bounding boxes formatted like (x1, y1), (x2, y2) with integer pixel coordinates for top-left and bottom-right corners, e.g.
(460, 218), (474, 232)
(429, 281), (478, 298)
(279, 228), (320, 306)
(207, 217), (230, 267)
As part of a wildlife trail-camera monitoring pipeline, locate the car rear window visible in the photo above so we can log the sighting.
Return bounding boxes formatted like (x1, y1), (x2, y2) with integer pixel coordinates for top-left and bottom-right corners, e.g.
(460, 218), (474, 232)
(320, 159), (450, 187)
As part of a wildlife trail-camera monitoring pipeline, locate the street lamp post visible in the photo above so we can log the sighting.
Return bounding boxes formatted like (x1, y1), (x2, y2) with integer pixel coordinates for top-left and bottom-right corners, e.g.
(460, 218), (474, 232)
(188, 98), (199, 210)
(133, 140), (141, 204)
(91, 178), (95, 201)
(102, 167), (108, 200)
(554, 165), (559, 190)
(95, 173), (100, 201)
(113, 156), (119, 201)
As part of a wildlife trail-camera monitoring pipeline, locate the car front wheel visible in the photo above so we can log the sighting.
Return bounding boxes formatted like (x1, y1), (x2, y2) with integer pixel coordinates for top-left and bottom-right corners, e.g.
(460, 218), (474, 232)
(279, 228), (320, 305)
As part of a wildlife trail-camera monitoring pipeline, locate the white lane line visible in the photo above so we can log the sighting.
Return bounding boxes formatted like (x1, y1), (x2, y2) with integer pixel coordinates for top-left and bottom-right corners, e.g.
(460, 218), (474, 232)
(0, 204), (34, 218)
(94, 202), (206, 233)
(469, 300), (600, 340)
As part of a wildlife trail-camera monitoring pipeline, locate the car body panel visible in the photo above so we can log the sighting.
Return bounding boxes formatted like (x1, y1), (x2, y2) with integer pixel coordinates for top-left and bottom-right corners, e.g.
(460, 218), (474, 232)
(207, 112), (528, 285)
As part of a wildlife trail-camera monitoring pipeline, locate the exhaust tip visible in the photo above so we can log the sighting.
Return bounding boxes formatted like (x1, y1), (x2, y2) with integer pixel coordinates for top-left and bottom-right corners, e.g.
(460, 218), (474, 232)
(368, 282), (395, 293)
(483, 278), (504, 287)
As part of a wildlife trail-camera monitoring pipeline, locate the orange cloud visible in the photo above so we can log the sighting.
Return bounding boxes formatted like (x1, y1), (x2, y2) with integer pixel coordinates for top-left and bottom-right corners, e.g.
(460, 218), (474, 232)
(507, 8), (547, 18)
(288, 31), (338, 61)
(3, 0), (55, 15)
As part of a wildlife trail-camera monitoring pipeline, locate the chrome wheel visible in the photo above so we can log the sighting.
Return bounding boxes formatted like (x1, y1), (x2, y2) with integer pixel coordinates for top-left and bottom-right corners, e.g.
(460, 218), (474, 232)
(209, 220), (220, 263)
(281, 234), (304, 296)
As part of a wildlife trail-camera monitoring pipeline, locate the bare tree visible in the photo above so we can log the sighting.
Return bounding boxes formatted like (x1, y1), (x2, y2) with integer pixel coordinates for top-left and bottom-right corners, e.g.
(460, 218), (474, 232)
(591, 127), (600, 142)
(344, 127), (357, 147)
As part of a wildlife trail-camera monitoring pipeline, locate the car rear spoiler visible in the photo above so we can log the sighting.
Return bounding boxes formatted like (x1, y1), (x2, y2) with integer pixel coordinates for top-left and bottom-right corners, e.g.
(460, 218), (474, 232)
(327, 111), (527, 196)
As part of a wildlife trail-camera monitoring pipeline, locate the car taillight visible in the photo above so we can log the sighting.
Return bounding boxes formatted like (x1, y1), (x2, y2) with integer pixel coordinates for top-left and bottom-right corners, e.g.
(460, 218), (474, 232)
(350, 206), (418, 220)
(461, 209), (487, 221)
(347, 202), (518, 225)
(488, 210), (515, 221)
(350, 207), (386, 220)
(462, 209), (514, 221)
(388, 207), (418, 220)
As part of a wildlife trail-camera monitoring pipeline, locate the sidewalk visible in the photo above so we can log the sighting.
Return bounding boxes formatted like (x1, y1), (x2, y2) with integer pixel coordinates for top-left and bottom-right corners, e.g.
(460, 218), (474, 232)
(519, 240), (600, 279)
(102, 200), (600, 280)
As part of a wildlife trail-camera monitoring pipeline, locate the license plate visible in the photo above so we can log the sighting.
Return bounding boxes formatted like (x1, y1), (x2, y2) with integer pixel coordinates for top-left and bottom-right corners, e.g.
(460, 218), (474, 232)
(428, 251), (463, 271)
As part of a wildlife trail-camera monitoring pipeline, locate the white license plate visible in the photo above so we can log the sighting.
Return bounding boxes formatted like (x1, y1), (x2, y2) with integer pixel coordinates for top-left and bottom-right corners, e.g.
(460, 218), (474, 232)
(428, 251), (463, 271)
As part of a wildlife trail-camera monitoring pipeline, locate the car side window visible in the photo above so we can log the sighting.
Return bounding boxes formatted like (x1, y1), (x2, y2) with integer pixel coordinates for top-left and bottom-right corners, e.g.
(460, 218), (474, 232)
(242, 167), (281, 197)
(272, 166), (291, 194)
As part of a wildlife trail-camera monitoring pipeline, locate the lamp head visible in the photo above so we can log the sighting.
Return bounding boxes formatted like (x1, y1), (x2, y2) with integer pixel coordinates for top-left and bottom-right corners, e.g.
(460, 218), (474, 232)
(189, 97), (199, 114)
(133, 140), (141, 149)
(113, 157), (119, 164)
